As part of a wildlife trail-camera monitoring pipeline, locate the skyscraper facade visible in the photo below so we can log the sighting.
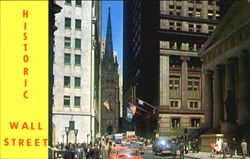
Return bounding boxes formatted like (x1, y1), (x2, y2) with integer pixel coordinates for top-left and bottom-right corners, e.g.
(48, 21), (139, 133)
(123, 0), (221, 138)
(52, 0), (102, 144)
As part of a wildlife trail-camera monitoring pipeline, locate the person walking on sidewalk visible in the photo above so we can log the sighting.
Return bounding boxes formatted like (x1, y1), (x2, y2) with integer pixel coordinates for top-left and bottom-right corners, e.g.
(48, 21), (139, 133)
(241, 139), (248, 159)
(230, 137), (237, 158)
(222, 139), (229, 158)
(210, 141), (216, 158)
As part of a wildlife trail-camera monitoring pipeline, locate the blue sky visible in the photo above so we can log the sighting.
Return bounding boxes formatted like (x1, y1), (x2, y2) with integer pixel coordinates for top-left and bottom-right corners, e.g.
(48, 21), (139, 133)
(102, 1), (123, 74)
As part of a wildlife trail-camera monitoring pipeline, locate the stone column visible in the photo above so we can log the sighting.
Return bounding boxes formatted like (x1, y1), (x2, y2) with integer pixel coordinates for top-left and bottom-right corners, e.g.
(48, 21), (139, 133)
(224, 59), (237, 122)
(180, 56), (190, 109)
(213, 65), (224, 128)
(238, 51), (250, 125)
(204, 70), (213, 128)
(160, 55), (170, 107)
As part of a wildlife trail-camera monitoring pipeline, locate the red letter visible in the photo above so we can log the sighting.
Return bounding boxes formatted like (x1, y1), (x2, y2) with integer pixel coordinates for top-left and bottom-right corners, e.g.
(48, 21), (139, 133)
(21, 122), (28, 129)
(23, 32), (27, 40)
(24, 22), (27, 30)
(4, 138), (9, 146)
(27, 139), (31, 146)
(10, 122), (19, 129)
(38, 122), (42, 130)
(23, 10), (28, 18)
(23, 55), (29, 63)
(11, 138), (16, 146)
(23, 90), (28, 99)
(23, 44), (28, 51)
(35, 139), (40, 146)
(43, 139), (48, 146)
(31, 122), (35, 130)
(19, 139), (24, 146)
(24, 79), (27, 87)
(24, 67), (28, 75)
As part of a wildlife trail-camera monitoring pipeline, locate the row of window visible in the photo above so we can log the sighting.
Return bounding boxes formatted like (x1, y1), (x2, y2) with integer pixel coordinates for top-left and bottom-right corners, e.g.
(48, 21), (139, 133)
(65, 0), (82, 6)
(64, 53), (81, 65)
(65, 17), (82, 30)
(65, 37), (81, 49)
(64, 96), (81, 107)
(170, 100), (200, 109)
(161, 40), (202, 51)
(171, 118), (200, 128)
(64, 76), (81, 88)
(169, 78), (200, 91)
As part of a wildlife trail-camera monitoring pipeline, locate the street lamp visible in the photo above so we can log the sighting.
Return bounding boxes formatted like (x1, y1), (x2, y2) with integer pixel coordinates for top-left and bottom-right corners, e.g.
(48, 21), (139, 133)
(74, 129), (78, 144)
(65, 127), (70, 144)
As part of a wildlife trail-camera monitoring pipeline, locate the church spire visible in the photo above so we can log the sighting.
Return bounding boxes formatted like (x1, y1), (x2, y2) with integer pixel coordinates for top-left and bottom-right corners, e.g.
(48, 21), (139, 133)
(104, 6), (114, 62)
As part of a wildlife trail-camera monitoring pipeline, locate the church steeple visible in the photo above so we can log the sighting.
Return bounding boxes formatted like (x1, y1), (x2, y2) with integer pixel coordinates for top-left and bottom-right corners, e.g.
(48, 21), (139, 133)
(104, 6), (114, 62)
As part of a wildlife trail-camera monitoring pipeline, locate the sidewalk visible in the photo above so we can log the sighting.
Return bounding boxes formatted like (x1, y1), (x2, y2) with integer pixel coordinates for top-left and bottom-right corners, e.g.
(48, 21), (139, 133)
(184, 152), (248, 159)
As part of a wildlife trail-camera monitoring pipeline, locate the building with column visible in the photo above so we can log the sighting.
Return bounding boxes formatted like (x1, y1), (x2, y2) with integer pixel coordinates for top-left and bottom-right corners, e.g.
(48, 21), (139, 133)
(123, 0), (227, 138)
(52, 0), (102, 144)
(199, 0), (250, 138)
(101, 7), (120, 135)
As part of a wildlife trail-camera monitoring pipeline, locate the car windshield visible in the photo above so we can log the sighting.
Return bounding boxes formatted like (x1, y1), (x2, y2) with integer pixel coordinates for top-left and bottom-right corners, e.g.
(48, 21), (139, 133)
(119, 149), (140, 156)
(156, 139), (173, 147)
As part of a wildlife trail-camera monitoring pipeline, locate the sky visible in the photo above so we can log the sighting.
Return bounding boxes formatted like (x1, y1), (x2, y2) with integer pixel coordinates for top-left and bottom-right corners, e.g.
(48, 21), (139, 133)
(102, 1), (123, 74)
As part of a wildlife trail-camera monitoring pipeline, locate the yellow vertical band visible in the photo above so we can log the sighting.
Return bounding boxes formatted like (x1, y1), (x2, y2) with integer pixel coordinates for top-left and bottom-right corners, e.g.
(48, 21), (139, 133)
(0, 1), (48, 158)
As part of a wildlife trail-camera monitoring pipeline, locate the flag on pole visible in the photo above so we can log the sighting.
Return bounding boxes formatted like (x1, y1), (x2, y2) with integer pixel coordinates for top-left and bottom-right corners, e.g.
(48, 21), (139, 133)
(138, 99), (144, 105)
(126, 107), (133, 122)
(129, 103), (137, 115)
(102, 99), (110, 111)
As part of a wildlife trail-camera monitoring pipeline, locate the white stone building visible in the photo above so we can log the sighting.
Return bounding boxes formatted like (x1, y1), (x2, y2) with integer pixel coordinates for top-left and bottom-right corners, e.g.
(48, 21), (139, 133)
(52, 0), (101, 144)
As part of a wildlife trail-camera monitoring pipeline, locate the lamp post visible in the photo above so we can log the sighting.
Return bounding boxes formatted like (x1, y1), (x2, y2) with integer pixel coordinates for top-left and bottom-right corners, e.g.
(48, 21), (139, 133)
(65, 127), (70, 144)
(74, 129), (78, 144)
(87, 134), (90, 144)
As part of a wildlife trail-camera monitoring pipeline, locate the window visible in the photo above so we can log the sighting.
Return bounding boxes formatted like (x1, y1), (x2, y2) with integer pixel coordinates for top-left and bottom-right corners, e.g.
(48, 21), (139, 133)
(189, 43), (194, 51)
(75, 55), (81, 65)
(64, 53), (71, 64)
(75, 19), (81, 29)
(65, 0), (71, 5)
(189, 24), (194, 32)
(208, 25), (214, 34)
(64, 96), (70, 107)
(188, 8), (193, 17)
(187, 77), (200, 91)
(64, 76), (70, 87)
(196, 9), (201, 18)
(191, 118), (200, 127)
(170, 101), (179, 108)
(208, 10), (213, 19)
(169, 41), (175, 49)
(176, 23), (181, 31)
(171, 118), (180, 129)
(64, 37), (71, 48)
(176, 6), (182, 16)
(75, 38), (81, 49)
(189, 101), (199, 109)
(197, 43), (202, 50)
(76, 0), (81, 6)
(75, 77), (81, 87)
(169, 22), (174, 30)
(169, 76), (180, 90)
(69, 121), (75, 130)
(196, 25), (201, 33)
(74, 96), (81, 107)
(177, 42), (182, 50)
(65, 17), (71, 28)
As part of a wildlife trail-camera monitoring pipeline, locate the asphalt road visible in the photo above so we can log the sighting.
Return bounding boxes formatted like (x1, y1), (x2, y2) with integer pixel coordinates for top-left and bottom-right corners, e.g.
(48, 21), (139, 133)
(143, 146), (192, 159)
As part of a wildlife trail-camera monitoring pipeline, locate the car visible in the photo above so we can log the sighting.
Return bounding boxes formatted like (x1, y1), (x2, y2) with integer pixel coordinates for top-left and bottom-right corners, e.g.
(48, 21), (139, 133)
(127, 142), (144, 154)
(109, 145), (128, 159)
(152, 138), (175, 155)
(117, 148), (143, 159)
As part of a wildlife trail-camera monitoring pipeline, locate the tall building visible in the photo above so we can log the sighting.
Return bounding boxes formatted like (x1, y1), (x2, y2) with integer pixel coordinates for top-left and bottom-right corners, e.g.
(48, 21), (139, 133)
(101, 7), (120, 135)
(123, 0), (222, 138)
(52, 0), (102, 144)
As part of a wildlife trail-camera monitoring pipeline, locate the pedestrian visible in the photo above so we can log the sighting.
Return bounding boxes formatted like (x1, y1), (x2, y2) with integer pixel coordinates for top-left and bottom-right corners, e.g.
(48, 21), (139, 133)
(210, 141), (216, 158)
(216, 138), (222, 155)
(179, 142), (185, 159)
(91, 143), (101, 159)
(241, 139), (248, 159)
(192, 139), (196, 153)
(85, 144), (91, 159)
(230, 137), (237, 158)
(64, 145), (72, 159)
(195, 139), (200, 153)
(222, 139), (229, 158)
(76, 143), (86, 159)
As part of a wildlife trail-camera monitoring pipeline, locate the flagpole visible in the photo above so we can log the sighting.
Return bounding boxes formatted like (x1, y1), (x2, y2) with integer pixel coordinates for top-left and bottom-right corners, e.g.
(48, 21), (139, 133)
(129, 103), (148, 112)
(134, 96), (157, 110)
